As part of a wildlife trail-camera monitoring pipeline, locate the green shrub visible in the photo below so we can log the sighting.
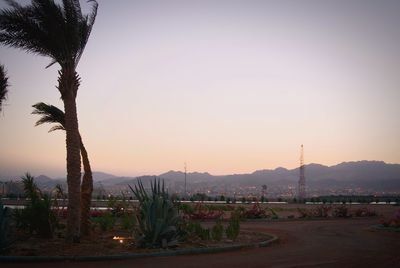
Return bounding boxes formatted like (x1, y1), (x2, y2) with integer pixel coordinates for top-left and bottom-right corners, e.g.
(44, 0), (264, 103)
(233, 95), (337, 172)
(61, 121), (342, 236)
(226, 215), (240, 240)
(182, 221), (211, 241)
(211, 220), (224, 241)
(121, 211), (136, 231)
(93, 211), (115, 231)
(129, 178), (181, 248)
(179, 203), (194, 214)
(233, 206), (246, 219)
(195, 223), (210, 240)
(270, 208), (279, 219)
(13, 174), (58, 238)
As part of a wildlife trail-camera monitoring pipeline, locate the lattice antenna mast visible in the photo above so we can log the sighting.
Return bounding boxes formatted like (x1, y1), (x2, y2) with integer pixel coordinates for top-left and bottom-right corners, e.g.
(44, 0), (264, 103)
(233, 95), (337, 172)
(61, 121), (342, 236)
(184, 162), (187, 196)
(298, 144), (306, 200)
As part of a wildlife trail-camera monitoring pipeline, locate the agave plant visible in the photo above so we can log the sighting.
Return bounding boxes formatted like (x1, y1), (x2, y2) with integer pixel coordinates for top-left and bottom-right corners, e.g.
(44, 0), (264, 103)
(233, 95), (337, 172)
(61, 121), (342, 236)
(129, 178), (181, 248)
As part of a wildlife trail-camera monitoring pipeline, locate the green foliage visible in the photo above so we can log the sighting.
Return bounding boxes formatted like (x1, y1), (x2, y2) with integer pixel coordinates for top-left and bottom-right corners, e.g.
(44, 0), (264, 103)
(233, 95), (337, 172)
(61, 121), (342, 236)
(129, 178), (181, 248)
(198, 226), (210, 240)
(226, 215), (240, 240)
(121, 211), (136, 231)
(185, 221), (210, 240)
(179, 203), (194, 214)
(92, 211), (115, 231)
(211, 220), (224, 241)
(269, 208), (279, 219)
(0, 202), (11, 252)
(106, 195), (117, 210)
(13, 174), (58, 238)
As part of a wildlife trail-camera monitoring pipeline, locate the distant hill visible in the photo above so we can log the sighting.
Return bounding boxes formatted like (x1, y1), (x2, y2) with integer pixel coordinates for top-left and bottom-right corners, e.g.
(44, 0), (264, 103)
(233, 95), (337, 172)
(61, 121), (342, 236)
(160, 170), (214, 183)
(2, 161), (399, 193)
(157, 161), (400, 191)
(92, 171), (118, 182)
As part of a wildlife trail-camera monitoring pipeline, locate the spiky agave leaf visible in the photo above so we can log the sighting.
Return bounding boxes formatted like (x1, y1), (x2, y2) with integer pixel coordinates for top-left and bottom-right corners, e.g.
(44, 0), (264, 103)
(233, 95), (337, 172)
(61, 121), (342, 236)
(129, 178), (181, 248)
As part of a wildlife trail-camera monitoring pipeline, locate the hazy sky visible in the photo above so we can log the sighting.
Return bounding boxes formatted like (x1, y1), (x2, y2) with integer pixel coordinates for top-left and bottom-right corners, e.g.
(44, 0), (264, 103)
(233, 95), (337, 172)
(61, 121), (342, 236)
(1, 0), (399, 177)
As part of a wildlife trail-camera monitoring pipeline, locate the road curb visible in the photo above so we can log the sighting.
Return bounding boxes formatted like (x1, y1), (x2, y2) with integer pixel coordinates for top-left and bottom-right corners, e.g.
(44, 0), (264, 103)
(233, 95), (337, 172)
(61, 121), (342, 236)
(0, 233), (279, 263)
(369, 224), (400, 233)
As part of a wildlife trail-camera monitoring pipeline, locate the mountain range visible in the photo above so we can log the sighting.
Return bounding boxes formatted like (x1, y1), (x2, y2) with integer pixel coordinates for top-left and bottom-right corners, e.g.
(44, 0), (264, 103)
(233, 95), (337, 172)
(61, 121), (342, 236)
(2, 161), (400, 195)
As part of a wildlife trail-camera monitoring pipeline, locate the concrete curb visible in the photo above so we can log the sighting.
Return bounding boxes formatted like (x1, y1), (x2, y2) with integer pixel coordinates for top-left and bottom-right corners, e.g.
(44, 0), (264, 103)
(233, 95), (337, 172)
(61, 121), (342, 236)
(0, 233), (279, 263)
(369, 224), (400, 233)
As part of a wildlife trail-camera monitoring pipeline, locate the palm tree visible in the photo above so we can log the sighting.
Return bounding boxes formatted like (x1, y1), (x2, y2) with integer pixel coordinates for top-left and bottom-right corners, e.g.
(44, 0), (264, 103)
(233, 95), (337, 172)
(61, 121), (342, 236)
(0, 64), (9, 112)
(0, 0), (98, 242)
(32, 102), (93, 236)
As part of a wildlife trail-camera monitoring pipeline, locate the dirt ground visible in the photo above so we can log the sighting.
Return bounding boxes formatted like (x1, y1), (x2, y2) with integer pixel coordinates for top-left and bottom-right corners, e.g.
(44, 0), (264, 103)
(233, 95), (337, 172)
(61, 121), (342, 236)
(3, 216), (400, 268)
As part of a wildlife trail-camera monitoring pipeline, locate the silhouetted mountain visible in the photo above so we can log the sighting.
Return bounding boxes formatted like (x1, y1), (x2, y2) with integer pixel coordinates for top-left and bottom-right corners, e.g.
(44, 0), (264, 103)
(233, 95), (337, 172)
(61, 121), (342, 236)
(35, 175), (65, 190)
(92, 171), (118, 181)
(157, 161), (400, 191)
(160, 170), (214, 182)
(2, 161), (399, 193)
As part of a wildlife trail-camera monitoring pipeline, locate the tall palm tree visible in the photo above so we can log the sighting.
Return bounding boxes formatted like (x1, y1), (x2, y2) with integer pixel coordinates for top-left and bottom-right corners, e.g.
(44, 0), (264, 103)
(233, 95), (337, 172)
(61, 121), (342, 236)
(0, 64), (9, 112)
(32, 102), (93, 236)
(0, 0), (98, 242)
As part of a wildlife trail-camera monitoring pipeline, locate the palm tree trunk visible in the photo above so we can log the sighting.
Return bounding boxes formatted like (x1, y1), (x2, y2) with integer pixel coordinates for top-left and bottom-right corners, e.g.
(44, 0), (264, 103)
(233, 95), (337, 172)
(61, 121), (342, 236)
(80, 136), (93, 237)
(60, 67), (82, 243)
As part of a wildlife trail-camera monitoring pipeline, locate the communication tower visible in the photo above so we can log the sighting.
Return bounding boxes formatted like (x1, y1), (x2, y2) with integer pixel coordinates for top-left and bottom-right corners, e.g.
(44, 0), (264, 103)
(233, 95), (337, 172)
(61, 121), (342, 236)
(184, 162), (187, 196)
(298, 144), (306, 200)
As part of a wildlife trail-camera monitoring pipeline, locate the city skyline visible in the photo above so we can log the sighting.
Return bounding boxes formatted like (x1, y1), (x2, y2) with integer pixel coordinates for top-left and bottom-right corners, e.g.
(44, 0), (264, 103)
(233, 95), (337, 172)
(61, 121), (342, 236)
(1, 0), (400, 177)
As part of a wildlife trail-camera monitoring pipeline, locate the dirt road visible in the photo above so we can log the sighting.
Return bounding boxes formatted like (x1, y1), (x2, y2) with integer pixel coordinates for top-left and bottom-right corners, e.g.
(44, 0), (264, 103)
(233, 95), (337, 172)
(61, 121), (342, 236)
(3, 218), (400, 268)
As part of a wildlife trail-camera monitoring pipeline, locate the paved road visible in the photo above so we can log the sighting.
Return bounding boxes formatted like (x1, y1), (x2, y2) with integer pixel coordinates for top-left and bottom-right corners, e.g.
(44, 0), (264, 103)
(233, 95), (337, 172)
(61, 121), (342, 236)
(3, 218), (400, 268)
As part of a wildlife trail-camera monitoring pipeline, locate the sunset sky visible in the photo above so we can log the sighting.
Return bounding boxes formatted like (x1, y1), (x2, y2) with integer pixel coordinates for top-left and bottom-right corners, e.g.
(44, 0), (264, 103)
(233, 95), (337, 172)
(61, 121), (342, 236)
(0, 0), (399, 178)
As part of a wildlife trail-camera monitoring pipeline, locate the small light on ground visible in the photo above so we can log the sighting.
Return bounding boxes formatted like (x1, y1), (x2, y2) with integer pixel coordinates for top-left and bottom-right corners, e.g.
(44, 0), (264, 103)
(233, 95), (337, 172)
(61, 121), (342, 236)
(112, 235), (133, 243)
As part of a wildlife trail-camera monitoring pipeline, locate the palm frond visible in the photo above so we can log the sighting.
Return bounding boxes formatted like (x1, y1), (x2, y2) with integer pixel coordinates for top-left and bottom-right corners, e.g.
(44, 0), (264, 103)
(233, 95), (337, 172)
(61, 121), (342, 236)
(0, 0), (98, 69)
(3, 0), (22, 9)
(0, 64), (9, 112)
(32, 102), (65, 132)
(75, 0), (98, 65)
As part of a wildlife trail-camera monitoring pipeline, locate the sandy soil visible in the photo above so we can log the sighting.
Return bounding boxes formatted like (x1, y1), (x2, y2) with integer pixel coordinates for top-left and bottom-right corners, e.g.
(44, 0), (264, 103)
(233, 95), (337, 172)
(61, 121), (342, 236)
(3, 216), (399, 268)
